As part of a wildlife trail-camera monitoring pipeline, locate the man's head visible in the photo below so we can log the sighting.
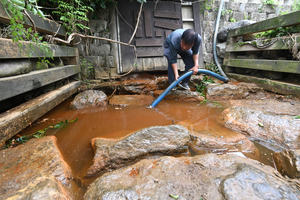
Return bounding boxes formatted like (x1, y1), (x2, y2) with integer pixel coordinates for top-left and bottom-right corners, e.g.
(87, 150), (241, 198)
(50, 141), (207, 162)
(181, 29), (198, 51)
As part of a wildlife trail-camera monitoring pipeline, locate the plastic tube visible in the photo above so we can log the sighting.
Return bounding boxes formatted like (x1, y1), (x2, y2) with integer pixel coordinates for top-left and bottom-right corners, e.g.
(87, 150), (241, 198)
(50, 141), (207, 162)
(149, 69), (229, 108)
(212, 0), (228, 79)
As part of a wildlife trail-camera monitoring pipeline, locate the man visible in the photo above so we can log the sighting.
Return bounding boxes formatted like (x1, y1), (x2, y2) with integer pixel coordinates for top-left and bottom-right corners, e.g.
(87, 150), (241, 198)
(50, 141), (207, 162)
(163, 29), (201, 90)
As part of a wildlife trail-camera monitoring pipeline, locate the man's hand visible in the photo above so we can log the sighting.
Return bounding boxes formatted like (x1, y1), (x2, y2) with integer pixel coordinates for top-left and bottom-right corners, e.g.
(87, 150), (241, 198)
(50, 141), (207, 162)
(189, 66), (198, 75)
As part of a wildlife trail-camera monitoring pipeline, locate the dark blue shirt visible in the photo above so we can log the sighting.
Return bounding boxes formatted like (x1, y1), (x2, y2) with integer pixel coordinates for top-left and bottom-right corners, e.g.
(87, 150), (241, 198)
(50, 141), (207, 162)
(166, 29), (201, 64)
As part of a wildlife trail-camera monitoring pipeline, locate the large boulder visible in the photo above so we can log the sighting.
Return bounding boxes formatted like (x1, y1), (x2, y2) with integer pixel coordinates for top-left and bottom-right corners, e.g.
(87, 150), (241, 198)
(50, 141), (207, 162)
(206, 82), (264, 100)
(70, 90), (107, 109)
(217, 20), (256, 42)
(222, 106), (300, 149)
(84, 154), (300, 200)
(0, 136), (73, 199)
(87, 125), (190, 175)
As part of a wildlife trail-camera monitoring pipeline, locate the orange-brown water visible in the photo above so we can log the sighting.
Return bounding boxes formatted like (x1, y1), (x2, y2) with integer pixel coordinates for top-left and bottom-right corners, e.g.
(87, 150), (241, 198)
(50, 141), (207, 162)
(19, 97), (276, 199)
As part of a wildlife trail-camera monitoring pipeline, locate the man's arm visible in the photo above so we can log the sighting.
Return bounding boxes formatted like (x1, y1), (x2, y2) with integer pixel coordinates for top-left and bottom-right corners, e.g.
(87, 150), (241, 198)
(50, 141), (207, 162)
(190, 54), (199, 75)
(172, 63), (179, 80)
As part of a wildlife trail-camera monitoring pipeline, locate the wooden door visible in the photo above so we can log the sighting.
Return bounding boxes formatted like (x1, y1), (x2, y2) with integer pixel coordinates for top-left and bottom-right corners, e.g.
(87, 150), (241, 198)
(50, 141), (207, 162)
(117, 0), (203, 73)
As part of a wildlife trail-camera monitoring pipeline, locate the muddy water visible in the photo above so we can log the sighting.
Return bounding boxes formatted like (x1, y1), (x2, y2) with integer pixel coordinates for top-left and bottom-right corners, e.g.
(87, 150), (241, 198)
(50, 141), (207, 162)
(19, 97), (276, 199)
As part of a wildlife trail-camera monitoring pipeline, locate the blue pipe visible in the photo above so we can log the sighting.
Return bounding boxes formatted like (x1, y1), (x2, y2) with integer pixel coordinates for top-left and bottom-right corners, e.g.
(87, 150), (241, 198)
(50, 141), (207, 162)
(149, 69), (229, 108)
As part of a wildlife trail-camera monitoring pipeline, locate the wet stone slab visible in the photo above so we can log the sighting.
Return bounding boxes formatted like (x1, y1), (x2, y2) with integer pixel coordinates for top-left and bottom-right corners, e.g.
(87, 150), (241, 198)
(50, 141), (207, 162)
(70, 90), (107, 109)
(228, 99), (300, 116)
(222, 106), (300, 149)
(87, 125), (190, 175)
(153, 90), (205, 102)
(109, 95), (155, 107)
(0, 136), (73, 199)
(84, 154), (300, 200)
(179, 120), (259, 155)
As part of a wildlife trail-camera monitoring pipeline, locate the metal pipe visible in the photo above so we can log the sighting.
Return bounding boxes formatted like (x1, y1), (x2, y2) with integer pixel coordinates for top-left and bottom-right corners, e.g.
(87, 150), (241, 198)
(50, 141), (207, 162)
(149, 69), (229, 108)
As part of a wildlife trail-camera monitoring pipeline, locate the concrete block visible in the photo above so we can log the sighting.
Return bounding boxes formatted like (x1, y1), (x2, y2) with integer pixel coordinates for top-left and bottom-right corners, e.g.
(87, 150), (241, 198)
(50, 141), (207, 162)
(203, 53), (214, 63)
(250, 12), (266, 21)
(232, 12), (249, 22)
(89, 20), (108, 33)
(267, 13), (277, 19)
(205, 43), (213, 54)
(106, 56), (115, 68)
(225, 2), (240, 11)
(243, 3), (261, 12)
(0, 60), (33, 78)
(143, 58), (154, 71)
(90, 44), (111, 57)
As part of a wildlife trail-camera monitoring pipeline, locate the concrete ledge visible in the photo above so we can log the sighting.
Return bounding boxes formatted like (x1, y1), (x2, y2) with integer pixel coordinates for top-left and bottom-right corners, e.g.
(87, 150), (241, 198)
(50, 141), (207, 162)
(0, 39), (78, 59)
(0, 81), (81, 144)
(0, 65), (80, 101)
(227, 73), (300, 97)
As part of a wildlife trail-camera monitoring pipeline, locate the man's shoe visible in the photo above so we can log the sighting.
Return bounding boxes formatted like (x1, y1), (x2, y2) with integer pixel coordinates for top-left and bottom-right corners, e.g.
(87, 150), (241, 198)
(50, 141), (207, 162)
(178, 83), (190, 90)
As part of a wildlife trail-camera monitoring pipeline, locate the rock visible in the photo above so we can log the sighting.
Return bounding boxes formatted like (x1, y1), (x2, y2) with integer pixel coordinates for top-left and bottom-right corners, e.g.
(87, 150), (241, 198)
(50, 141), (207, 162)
(87, 125), (190, 175)
(222, 106), (300, 149)
(217, 20), (256, 42)
(206, 82), (264, 100)
(216, 42), (226, 58)
(70, 90), (107, 109)
(0, 59), (33, 78)
(153, 90), (205, 102)
(84, 154), (300, 200)
(119, 79), (156, 94)
(109, 95), (155, 107)
(183, 120), (259, 155)
(228, 99), (300, 116)
(274, 149), (300, 178)
(0, 136), (73, 199)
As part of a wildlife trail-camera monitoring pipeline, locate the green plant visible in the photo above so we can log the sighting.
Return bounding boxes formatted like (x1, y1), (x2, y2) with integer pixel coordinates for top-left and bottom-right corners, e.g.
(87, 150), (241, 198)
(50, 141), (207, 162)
(229, 17), (236, 22)
(196, 75), (215, 97)
(4, 118), (78, 148)
(51, 0), (94, 35)
(292, 0), (300, 11)
(206, 62), (220, 74)
(262, 0), (278, 8)
(1, 0), (52, 61)
(255, 25), (300, 38)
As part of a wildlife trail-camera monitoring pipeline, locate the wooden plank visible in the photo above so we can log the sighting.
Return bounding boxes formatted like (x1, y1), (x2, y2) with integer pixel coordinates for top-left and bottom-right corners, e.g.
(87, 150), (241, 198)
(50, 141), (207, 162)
(134, 10), (143, 38)
(0, 38), (78, 59)
(136, 39), (163, 47)
(223, 58), (300, 74)
(137, 49), (163, 57)
(0, 65), (81, 101)
(154, 10), (180, 19)
(0, 3), (65, 37)
(155, 20), (181, 30)
(165, 30), (172, 38)
(228, 11), (300, 37)
(227, 73), (300, 97)
(156, 30), (163, 37)
(225, 36), (300, 52)
(144, 10), (153, 37)
(0, 81), (81, 143)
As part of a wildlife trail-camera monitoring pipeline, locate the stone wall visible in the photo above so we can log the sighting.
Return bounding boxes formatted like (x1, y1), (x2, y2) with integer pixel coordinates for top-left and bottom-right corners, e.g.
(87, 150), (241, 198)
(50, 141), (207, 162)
(199, 0), (293, 65)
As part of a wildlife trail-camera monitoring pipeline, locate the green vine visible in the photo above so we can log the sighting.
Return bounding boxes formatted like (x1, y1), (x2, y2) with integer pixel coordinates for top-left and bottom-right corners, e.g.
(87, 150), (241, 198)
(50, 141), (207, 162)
(51, 0), (94, 35)
(1, 0), (52, 62)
